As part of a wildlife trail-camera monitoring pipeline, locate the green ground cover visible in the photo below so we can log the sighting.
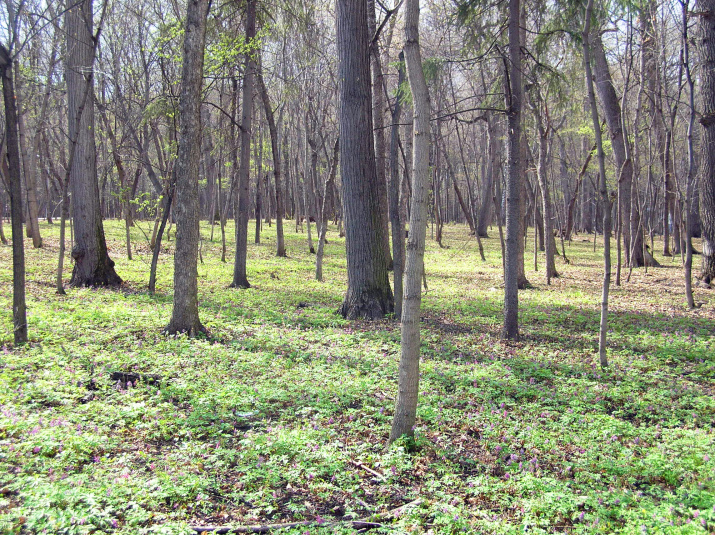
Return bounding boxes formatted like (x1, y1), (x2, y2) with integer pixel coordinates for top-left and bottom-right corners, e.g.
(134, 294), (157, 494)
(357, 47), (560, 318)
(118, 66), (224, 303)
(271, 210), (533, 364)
(1, 220), (714, 534)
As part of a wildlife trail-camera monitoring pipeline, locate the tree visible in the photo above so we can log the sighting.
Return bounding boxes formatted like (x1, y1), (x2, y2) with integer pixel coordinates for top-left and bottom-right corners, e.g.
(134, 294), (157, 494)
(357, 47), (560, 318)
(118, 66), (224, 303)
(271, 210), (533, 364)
(65, 0), (121, 287)
(231, 0), (256, 289)
(1, 44), (28, 345)
(390, 0), (430, 444)
(698, 0), (715, 285)
(583, 0), (611, 368)
(502, 0), (522, 340)
(336, 0), (394, 320)
(165, 0), (211, 335)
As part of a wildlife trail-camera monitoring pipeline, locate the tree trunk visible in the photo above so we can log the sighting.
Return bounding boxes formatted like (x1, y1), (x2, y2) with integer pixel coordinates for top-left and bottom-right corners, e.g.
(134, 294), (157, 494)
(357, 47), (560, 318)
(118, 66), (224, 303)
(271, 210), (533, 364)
(165, 0), (211, 335)
(389, 52), (406, 319)
(316, 139), (339, 281)
(367, 0), (393, 270)
(390, 0), (429, 444)
(257, 69), (286, 257)
(65, 0), (121, 287)
(16, 68), (42, 248)
(502, 0), (522, 340)
(698, 0), (715, 284)
(231, 0), (256, 289)
(0, 46), (28, 344)
(592, 35), (644, 268)
(584, 0), (611, 368)
(336, 0), (394, 320)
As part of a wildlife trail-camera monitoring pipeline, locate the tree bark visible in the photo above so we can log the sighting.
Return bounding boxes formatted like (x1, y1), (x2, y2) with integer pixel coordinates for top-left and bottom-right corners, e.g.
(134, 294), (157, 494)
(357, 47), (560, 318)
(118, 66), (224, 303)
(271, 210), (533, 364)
(584, 0), (611, 368)
(336, 0), (394, 320)
(390, 0), (429, 444)
(65, 0), (121, 287)
(1, 45), (28, 344)
(389, 52), (406, 319)
(165, 0), (211, 335)
(257, 69), (286, 257)
(316, 139), (339, 281)
(502, 0), (522, 340)
(698, 0), (715, 284)
(231, 0), (256, 289)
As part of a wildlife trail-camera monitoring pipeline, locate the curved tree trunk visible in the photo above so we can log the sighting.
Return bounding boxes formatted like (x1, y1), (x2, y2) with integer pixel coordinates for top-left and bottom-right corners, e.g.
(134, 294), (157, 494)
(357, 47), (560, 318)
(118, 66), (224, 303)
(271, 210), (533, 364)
(165, 0), (211, 335)
(65, 0), (121, 288)
(336, 0), (394, 320)
(257, 69), (286, 258)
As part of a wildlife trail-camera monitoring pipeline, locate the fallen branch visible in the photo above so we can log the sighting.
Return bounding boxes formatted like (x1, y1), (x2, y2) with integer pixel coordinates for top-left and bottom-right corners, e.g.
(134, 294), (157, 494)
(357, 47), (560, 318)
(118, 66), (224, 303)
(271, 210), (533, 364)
(349, 459), (387, 481)
(189, 498), (423, 534)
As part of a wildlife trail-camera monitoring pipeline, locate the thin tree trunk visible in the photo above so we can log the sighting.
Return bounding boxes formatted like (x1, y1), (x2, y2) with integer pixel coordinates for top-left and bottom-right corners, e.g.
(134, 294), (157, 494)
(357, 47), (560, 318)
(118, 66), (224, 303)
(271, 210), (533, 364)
(257, 68), (286, 257)
(316, 139), (339, 281)
(683, 0), (696, 306)
(0, 46), (28, 344)
(231, 0), (256, 289)
(389, 52), (406, 319)
(584, 0), (611, 368)
(390, 0), (430, 444)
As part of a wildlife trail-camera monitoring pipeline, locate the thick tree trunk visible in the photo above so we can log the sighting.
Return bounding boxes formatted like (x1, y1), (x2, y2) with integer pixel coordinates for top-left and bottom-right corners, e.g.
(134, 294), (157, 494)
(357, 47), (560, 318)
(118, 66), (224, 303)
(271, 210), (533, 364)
(232, 0), (256, 289)
(65, 0), (121, 287)
(165, 0), (210, 335)
(502, 0), (522, 340)
(336, 0), (394, 320)
(477, 120), (497, 238)
(1, 46), (28, 344)
(390, 0), (429, 444)
(698, 0), (715, 284)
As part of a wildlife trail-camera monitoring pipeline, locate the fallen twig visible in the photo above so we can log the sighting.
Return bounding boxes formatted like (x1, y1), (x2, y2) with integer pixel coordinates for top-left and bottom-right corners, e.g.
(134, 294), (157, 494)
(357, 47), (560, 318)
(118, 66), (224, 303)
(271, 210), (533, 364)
(189, 498), (423, 534)
(349, 459), (387, 481)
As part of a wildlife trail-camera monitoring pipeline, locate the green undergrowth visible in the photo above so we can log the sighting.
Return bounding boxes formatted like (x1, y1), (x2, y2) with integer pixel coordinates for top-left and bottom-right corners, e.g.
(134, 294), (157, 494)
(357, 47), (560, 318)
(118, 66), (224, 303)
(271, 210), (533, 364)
(1, 220), (714, 534)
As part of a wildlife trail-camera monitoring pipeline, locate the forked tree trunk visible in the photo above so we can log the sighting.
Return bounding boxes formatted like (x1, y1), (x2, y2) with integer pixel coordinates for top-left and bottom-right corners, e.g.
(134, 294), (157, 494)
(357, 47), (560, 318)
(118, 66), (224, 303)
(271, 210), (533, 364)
(1, 45), (28, 344)
(316, 139), (339, 281)
(65, 0), (121, 288)
(257, 69), (286, 257)
(165, 0), (211, 335)
(231, 0), (256, 289)
(336, 0), (394, 320)
(698, 0), (715, 284)
(584, 0), (611, 368)
(390, 0), (429, 444)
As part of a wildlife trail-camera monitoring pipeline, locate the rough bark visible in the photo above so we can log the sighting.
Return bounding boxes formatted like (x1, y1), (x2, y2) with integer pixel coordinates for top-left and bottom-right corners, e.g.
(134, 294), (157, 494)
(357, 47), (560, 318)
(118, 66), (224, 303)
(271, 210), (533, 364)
(165, 0), (211, 335)
(337, 0), (394, 320)
(65, 0), (121, 287)
(1, 45), (28, 344)
(390, 0), (429, 444)
(698, 0), (715, 284)
(232, 0), (256, 289)
(502, 0), (522, 340)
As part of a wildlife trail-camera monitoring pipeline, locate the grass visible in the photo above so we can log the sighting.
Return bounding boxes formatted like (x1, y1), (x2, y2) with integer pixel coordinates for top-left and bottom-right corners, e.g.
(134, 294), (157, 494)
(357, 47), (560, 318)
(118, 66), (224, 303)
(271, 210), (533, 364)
(0, 218), (714, 534)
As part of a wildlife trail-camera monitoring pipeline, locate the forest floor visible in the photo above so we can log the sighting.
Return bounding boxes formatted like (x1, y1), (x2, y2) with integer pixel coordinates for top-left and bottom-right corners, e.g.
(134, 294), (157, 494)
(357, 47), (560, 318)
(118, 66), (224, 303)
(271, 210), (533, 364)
(1, 220), (714, 534)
